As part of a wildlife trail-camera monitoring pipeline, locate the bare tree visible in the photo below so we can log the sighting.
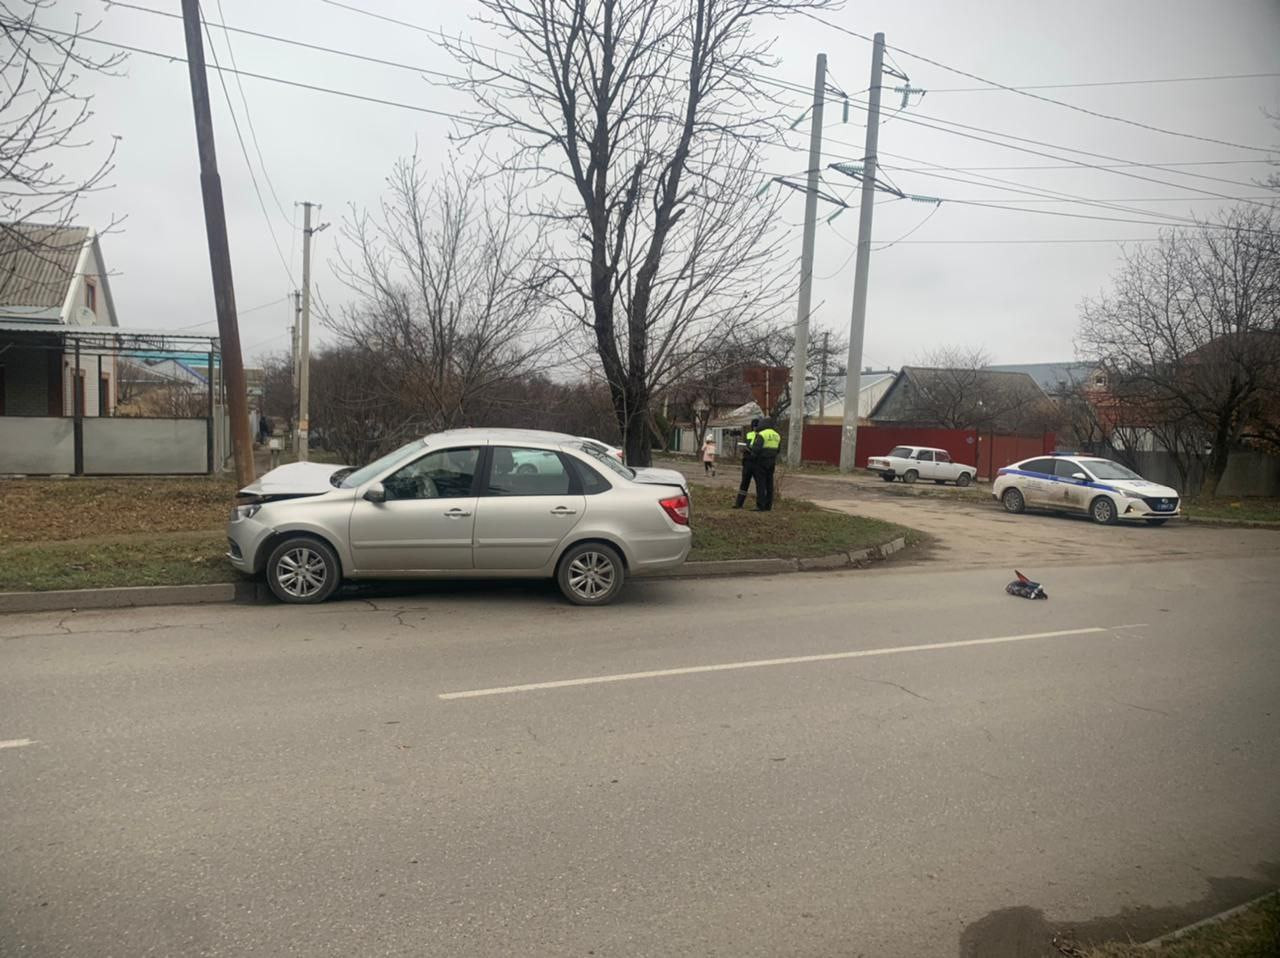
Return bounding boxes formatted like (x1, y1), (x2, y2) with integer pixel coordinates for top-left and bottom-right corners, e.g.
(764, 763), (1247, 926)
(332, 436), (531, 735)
(1078, 206), (1280, 495)
(444, 0), (834, 465)
(898, 346), (1058, 433)
(327, 153), (553, 433)
(754, 326), (847, 421)
(0, 1), (125, 300)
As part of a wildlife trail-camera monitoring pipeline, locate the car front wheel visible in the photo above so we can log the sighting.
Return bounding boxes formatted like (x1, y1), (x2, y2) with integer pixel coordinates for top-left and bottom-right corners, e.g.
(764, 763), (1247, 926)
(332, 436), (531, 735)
(557, 542), (625, 606)
(1090, 496), (1118, 525)
(1001, 487), (1025, 514)
(956, 472), (972, 487)
(266, 536), (341, 603)
(903, 469), (918, 484)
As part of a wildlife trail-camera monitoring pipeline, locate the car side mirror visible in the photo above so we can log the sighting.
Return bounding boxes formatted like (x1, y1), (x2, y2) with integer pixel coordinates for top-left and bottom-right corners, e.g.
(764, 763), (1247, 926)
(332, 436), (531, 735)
(1072, 472), (1088, 481)
(363, 482), (386, 503)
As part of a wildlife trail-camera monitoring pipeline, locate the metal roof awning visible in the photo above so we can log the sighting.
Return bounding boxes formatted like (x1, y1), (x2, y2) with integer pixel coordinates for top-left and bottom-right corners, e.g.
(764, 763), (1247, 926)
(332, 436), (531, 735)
(0, 321), (219, 352)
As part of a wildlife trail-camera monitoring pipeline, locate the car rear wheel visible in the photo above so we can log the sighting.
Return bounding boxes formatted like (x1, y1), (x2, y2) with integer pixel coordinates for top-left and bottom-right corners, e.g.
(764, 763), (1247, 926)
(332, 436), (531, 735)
(903, 469), (918, 484)
(1001, 487), (1025, 514)
(956, 472), (972, 487)
(557, 542), (625, 607)
(1145, 518), (1169, 526)
(266, 536), (340, 604)
(1090, 496), (1118, 525)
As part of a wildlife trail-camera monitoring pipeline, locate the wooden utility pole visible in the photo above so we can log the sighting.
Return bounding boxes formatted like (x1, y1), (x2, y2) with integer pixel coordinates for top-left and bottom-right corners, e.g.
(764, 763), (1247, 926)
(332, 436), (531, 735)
(180, 0), (254, 485)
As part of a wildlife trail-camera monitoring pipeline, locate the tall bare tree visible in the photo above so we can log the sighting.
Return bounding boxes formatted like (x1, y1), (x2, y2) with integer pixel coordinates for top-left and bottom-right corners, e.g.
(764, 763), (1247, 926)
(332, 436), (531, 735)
(1078, 206), (1280, 496)
(327, 152), (553, 433)
(444, 0), (834, 465)
(0, 1), (124, 299)
(901, 346), (1059, 433)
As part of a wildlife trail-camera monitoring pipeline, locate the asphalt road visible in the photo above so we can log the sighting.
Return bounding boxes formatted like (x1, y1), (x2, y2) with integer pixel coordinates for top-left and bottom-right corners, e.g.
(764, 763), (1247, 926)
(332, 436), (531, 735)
(3, 549), (1279, 957)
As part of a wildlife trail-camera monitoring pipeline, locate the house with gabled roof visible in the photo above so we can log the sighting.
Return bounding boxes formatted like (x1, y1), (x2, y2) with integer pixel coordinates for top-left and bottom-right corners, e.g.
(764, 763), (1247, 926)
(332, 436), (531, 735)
(0, 223), (120, 417)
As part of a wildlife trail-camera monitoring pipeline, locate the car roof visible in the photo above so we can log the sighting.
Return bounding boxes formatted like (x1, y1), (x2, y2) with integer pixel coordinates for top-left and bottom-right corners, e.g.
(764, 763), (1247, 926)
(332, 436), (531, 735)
(424, 427), (580, 446)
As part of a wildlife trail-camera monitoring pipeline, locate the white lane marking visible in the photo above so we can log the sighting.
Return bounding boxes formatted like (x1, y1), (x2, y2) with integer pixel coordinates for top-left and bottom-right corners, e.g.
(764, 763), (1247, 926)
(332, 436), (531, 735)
(0, 739), (36, 749)
(440, 625), (1122, 701)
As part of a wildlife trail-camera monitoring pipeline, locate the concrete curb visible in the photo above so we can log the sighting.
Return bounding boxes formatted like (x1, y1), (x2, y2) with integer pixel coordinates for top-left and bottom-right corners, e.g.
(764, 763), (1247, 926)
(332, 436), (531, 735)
(659, 535), (909, 579)
(1140, 889), (1278, 949)
(0, 581), (267, 615)
(0, 538), (912, 614)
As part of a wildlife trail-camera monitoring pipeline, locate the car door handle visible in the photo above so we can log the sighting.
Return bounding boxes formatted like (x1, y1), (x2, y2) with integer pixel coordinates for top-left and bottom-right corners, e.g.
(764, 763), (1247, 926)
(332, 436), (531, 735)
(550, 507), (578, 516)
(443, 508), (472, 518)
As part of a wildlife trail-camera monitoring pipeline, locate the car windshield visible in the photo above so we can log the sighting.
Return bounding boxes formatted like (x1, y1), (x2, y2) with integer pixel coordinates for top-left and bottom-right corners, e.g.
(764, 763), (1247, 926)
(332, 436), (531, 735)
(574, 442), (634, 480)
(1081, 459), (1142, 481)
(338, 439), (427, 488)
(888, 446), (913, 458)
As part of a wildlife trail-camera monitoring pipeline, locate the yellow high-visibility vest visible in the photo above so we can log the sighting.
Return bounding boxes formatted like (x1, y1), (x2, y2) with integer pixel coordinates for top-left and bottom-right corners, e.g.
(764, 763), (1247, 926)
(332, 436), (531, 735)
(760, 428), (782, 450)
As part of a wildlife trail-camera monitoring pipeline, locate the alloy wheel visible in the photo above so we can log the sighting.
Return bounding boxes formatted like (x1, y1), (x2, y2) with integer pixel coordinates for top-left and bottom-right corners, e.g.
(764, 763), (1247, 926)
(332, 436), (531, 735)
(566, 551), (616, 601)
(275, 547), (328, 599)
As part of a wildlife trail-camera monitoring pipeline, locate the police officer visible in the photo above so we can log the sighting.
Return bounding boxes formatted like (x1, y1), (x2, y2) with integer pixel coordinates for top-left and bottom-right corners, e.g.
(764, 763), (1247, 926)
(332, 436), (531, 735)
(732, 418), (760, 510)
(751, 417), (782, 511)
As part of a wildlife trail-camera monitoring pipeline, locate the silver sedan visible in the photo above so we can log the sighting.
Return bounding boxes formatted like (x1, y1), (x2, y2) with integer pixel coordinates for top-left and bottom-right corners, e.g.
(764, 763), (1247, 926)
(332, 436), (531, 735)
(226, 428), (692, 606)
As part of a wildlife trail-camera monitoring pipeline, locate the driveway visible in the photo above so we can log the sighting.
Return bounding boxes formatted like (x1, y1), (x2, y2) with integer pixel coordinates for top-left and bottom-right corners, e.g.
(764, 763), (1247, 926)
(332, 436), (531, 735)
(661, 459), (1280, 570)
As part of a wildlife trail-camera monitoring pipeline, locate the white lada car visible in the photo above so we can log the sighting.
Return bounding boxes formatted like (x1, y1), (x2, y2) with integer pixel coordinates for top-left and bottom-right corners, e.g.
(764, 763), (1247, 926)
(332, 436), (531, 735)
(866, 445), (977, 486)
(992, 454), (1181, 525)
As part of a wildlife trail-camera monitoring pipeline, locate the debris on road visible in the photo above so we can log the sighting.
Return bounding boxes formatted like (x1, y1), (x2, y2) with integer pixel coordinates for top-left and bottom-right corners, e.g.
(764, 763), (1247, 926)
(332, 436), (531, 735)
(1006, 570), (1048, 600)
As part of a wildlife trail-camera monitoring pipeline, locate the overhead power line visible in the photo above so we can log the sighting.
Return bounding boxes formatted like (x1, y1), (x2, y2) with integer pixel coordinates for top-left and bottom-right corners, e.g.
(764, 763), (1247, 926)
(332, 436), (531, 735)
(799, 11), (1276, 154)
(104, 0), (494, 87)
(211, 0), (294, 229)
(822, 99), (1274, 204)
(15, 23), (486, 125)
(884, 158), (1274, 173)
(886, 237), (1163, 245)
(199, 11), (297, 286)
(926, 71), (1280, 93)
(872, 149), (1267, 224)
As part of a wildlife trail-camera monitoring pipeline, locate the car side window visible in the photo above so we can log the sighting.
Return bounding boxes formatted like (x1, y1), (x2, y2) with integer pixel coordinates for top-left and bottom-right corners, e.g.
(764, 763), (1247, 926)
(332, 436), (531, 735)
(384, 447), (480, 501)
(916, 450), (934, 462)
(569, 457), (612, 495)
(935, 451), (952, 463)
(487, 447), (573, 497)
(1054, 460), (1084, 479)
(1022, 458), (1057, 475)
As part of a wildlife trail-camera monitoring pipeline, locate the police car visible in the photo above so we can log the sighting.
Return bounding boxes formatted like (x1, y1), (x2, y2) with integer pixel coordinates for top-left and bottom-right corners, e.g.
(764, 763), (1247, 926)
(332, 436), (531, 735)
(992, 453), (1181, 525)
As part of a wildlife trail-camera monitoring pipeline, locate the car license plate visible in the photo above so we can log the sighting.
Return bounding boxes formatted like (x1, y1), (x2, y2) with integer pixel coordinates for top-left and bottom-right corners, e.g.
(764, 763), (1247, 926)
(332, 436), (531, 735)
(1155, 502), (1173, 511)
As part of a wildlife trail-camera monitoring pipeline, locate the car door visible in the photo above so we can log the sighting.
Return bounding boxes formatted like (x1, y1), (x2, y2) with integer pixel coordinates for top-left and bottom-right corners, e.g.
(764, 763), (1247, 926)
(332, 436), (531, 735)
(933, 450), (959, 482)
(911, 449), (935, 480)
(1018, 458), (1059, 507)
(472, 446), (586, 570)
(1053, 459), (1091, 512)
(347, 446), (481, 572)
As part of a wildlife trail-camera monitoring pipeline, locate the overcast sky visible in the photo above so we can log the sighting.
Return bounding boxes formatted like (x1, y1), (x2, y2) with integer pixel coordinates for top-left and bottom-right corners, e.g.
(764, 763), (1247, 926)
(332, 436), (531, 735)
(56, 0), (1280, 371)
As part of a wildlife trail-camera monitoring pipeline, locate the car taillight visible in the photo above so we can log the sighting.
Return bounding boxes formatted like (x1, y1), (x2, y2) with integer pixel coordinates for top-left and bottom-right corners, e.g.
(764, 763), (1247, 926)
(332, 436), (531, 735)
(659, 494), (690, 526)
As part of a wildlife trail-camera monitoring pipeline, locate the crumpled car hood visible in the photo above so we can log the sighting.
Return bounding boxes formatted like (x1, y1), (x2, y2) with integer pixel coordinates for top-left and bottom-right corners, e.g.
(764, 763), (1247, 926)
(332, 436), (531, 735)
(238, 461), (350, 497)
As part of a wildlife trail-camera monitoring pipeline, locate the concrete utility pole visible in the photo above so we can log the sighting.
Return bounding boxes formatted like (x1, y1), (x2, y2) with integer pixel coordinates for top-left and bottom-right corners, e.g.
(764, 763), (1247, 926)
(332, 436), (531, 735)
(290, 289), (301, 451)
(786, 53), (827, 468)
(297, 203), (325, 462)
(839, 32), (886, 473)
(180, 0), (255, 485)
